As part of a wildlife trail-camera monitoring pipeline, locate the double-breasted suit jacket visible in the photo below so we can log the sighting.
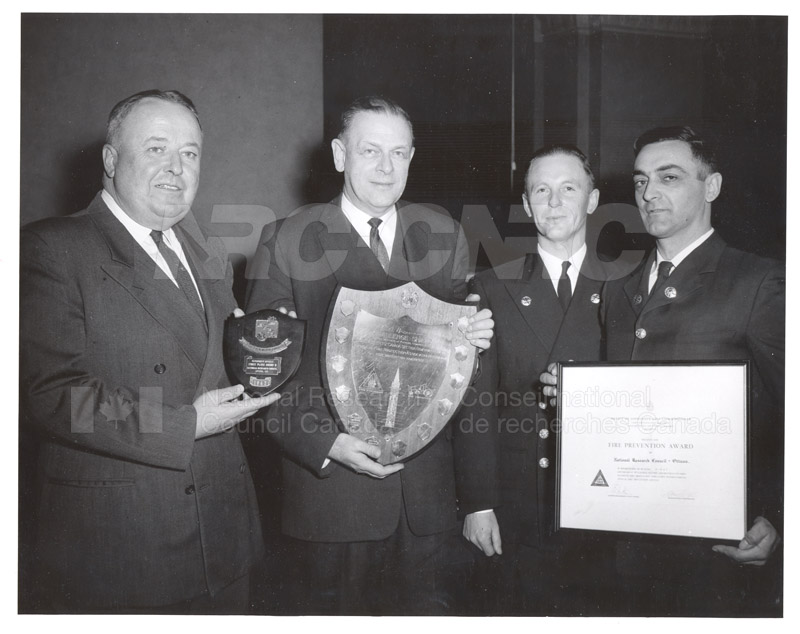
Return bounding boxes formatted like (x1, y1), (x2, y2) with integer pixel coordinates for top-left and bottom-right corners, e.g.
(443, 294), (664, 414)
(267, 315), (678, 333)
(601, 232), (784, 615)
(465, 251), (623, 546)
(602, 232), (784, 523)
(20, 193), (264, 608)
(245, 198), (497, 542)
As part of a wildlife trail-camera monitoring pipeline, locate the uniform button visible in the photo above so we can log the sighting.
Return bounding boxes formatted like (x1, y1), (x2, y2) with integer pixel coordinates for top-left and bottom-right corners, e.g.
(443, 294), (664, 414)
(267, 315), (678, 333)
(539, 428), (549, 439)
(239, 463), (246, 474)
(185, 485), (195, 495)
(665, 286), (677, 299)
(590, 293), (600, 304)
(635, 328), (647, 339)
(633, 294), (643, 305)
(538, 457), (550, 469)
(154, 363), (166, 374)
(521, 296), (532, 307)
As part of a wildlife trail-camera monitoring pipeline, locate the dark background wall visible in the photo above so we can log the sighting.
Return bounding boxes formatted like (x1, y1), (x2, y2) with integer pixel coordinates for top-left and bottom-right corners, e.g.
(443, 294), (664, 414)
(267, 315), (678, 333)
(21, 14), (324, 271)
(324, 15), (786, 266)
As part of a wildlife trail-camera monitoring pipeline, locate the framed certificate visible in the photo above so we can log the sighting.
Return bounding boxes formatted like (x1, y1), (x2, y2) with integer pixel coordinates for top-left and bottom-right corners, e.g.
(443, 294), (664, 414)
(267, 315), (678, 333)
(556, 361), (749, 541)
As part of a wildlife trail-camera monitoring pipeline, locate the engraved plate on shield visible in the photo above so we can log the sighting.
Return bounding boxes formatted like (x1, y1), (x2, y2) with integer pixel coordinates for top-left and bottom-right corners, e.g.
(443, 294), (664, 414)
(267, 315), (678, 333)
(323, 282), (478, 464)
(224, 309), (306, 396)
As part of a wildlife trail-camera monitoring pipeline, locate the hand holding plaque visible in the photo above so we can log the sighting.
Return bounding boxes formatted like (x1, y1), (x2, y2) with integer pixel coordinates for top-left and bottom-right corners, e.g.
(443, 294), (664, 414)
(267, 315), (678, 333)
(224, 309), (306, 396)
(324, 282), (478, 465)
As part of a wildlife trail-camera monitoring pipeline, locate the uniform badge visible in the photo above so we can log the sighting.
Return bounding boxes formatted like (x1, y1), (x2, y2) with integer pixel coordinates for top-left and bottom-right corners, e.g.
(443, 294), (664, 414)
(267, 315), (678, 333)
(521, 296), (532, 307)
(664, 286), (677, 299)
(590, 293), (600, 304)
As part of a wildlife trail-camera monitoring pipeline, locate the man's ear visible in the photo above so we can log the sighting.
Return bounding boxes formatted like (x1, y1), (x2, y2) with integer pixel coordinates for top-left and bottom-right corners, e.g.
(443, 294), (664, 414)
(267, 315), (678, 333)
(522, 193), (532, 218)
(587, 188), (600, 215)
(102, 144), (117, 179)
(331, 138), (346, 173)
(705, 172), (722, 203)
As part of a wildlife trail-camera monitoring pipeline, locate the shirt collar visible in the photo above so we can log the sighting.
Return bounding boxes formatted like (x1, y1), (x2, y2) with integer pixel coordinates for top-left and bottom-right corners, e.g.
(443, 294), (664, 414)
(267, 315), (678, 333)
(537, 241), (587, 280)
(101, 189), (178, 243)
(340, 193), (397, 234)
(655, 228), (715, 270)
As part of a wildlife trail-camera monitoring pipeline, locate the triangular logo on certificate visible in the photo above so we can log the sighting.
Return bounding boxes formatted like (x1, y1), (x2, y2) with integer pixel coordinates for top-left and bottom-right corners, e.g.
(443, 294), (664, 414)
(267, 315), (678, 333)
(591, 470), (609, 487)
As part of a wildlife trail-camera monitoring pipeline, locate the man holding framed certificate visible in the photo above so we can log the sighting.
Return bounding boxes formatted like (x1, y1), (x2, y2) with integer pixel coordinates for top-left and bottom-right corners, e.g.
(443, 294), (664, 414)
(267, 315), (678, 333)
(543, 126), (784, 616)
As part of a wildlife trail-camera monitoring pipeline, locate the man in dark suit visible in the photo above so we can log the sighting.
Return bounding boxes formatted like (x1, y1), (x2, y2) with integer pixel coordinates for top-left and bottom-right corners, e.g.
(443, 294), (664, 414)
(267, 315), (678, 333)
(20, 90), (278, 613)
(245, 96), (496, 614)
(543, 126), (784, 615)
(461, 145), (621, 614)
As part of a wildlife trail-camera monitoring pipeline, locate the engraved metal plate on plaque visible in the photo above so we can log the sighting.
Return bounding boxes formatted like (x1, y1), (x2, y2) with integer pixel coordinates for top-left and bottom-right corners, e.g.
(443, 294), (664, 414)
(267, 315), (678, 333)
(324, 282), (478, 464)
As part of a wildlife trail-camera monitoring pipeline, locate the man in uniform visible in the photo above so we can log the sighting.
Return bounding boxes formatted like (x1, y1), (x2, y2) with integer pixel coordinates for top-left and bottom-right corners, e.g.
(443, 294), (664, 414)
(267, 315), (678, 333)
(461, 145), (621, 614)
(543, 126), (783, 615)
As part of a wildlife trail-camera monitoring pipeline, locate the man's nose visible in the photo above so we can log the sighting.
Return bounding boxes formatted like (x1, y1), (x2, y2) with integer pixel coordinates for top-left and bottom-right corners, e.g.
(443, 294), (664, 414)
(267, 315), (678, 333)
(377, 152), (393, 174)
(548, 190), (562, 207)
(642, 179), (659, 201)
(165, 150), (183, 175)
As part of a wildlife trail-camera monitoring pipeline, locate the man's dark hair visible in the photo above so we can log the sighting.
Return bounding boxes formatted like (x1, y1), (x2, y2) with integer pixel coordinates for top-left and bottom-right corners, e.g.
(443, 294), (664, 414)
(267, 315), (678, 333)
(106, 89), (201, 145)
(633, 125), (718, 176)
(524, 144), (595, 190)
(338, 96), (414, 144)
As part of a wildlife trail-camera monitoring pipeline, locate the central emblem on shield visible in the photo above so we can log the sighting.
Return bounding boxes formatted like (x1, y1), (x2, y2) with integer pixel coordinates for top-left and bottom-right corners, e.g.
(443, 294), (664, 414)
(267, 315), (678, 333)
(323, 282), (478, 464)
(255, 316), (278, 342)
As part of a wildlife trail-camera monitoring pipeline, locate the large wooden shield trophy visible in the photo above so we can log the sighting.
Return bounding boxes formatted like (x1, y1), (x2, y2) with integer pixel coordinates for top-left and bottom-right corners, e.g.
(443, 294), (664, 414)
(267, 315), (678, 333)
(324, 282), (478, 464)
(224, 309), (306, 396)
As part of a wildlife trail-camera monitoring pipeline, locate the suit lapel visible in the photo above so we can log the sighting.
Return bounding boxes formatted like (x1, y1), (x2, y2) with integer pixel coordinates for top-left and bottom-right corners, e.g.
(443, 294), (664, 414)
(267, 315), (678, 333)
(174, 218), (234, 394)
(315, 200), (388, 289)
(623, 252), (652, 317)
(89, 199), (208, 373)
(640, 233), (725, 315)
(503, 254), (563, 353)
(550, 271), (603, 362)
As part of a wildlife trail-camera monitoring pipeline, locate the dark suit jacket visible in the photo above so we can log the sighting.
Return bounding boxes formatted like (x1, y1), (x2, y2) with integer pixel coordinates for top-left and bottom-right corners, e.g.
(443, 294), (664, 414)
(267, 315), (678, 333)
(602, 232), (784, 524)
(20, 193), (264, 608)
(601, 232), (784, 614)
(245, 198), (497, 542)
(465, 250), (622, 547)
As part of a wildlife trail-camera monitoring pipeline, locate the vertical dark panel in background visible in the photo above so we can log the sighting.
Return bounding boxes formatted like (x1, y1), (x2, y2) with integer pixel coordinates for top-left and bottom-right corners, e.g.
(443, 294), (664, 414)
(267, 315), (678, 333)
(323, 14), (514, 215)
(703, 17), (787, 259)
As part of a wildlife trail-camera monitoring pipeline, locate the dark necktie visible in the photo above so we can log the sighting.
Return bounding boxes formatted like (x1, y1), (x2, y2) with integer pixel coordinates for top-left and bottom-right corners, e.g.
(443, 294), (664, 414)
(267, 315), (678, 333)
(650, 260), (674, 297)
(557, 260), (572, 313)
(368, 217), (390, 272)
(150, 230), (205, 318)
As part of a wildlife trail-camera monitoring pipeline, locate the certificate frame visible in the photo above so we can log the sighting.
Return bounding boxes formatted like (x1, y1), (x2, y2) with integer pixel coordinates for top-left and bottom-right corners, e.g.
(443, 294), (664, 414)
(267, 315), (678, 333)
(555, 361), (749, 542)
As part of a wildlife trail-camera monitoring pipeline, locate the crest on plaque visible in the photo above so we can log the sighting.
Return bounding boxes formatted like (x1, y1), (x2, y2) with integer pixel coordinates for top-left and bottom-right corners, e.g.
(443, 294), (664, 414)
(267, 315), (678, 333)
(224, 309), (306, 396)
(255, 316), (279, 341)
(323, 282), (478, 464)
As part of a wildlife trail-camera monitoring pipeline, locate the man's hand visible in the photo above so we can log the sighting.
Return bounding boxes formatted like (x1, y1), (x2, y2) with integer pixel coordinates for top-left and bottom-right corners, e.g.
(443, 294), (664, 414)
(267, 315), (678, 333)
(194, 385), (280, 439)
(539, 362), (559, 408)
(712, 516), (780, 566)
(328, 433), (405, 478)
(277, 306), (298, 319)
(465, 293), (494, 351)
(463, 511), (502, 556)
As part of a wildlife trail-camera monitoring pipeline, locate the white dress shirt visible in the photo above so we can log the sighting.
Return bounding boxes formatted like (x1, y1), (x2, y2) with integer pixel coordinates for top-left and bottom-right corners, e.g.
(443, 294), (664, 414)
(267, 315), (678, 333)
(537, 242), (587, 294)
(340, 193), (398, 259)
(101, 189), (203, 307)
